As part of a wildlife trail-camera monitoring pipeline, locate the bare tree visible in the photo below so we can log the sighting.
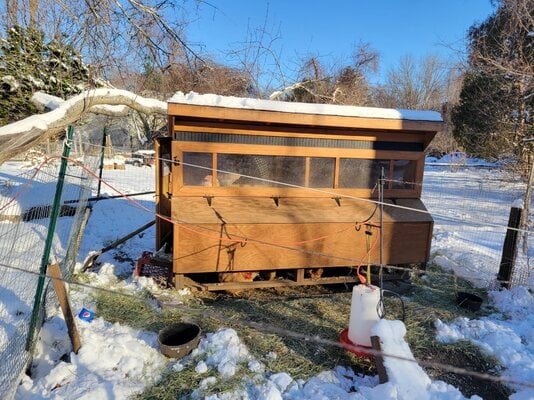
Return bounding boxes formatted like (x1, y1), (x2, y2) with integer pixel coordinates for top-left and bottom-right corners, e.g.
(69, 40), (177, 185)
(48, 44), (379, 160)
(436, 66), (465, 156)
(270, 43), (379, 106)
(374, 54), (449, 110)
(0, 0), (204, 80)
(469, 0), (533, 81)
(374, 54), (459, 155)
(129, 58), (253, 98)
(224, 7), (286, 98)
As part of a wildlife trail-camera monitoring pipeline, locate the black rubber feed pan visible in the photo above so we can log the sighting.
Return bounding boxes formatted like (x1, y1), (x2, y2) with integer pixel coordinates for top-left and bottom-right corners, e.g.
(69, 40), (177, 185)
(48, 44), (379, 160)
(456, 292), (483, 311)
(158, 323), (201, 359)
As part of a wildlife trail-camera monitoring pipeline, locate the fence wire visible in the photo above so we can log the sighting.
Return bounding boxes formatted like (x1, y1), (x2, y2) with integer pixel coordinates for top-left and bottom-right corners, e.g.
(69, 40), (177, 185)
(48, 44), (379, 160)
(92, 153), (533, 289)
(0, 150), (99, 399)
(0, 142), (533, 398)
(422, 164), (532, 288)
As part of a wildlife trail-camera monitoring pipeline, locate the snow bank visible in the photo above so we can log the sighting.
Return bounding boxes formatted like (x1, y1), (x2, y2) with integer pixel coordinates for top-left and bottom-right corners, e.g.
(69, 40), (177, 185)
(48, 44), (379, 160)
(371, 320), (430, 398)
(169, 91), (443, 122)
(17, 315), (167, 399)
(435, 286), (534, 399)
(168, 326), (476, 400)
(191, 328), (251, 378)
(366, 319), (476, 400)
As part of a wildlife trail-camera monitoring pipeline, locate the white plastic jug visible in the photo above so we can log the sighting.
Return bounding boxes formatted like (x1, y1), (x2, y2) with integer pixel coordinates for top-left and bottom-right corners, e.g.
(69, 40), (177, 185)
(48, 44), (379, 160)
(347, 284), (381, 347)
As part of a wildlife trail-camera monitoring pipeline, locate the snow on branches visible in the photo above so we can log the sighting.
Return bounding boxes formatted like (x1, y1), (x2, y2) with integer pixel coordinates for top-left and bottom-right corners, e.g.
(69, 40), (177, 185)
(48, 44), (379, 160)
(0, 89), (166, 164)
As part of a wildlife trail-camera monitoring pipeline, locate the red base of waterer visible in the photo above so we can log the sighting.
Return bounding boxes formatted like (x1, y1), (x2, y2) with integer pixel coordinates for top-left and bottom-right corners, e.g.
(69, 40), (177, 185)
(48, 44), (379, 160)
(339, 328), (373, 357)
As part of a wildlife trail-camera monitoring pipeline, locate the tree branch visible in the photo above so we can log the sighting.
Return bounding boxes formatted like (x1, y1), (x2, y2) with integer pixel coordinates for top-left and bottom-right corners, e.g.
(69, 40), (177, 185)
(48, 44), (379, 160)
(0, 88), (166, 164)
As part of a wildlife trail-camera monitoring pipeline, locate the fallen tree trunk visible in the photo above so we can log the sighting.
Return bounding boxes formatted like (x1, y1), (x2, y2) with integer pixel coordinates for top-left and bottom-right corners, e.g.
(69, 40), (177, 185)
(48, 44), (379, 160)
(0, 88), (167, 164)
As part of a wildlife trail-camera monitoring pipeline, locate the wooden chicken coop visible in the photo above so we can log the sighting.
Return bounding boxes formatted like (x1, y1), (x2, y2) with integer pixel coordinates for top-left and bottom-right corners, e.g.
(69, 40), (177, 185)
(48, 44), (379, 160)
(155, 93), (442, 290)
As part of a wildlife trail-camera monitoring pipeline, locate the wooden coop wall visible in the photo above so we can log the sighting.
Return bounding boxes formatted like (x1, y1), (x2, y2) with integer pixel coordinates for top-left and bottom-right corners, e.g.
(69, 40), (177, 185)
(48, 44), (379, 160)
(158, 102), (441, 283)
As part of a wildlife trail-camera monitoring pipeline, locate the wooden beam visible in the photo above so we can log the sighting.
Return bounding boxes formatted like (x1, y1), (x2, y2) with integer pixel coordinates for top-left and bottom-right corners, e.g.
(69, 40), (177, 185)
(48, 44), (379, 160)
(296, 268), (305, 283)
(199, 275), (358, 291)
(49, 263), (81, 354)
(168, 103), (443, 133)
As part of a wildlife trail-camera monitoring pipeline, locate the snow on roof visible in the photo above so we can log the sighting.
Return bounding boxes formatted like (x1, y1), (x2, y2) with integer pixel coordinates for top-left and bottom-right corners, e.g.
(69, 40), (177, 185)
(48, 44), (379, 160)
(169, 91), (443, 122)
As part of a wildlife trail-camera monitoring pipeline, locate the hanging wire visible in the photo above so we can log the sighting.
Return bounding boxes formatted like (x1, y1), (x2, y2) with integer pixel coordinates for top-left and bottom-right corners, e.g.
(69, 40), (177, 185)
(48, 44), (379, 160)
(0, 258), (532, 390)
(376, 167), (387, 319)
(7, 154), (533, 290)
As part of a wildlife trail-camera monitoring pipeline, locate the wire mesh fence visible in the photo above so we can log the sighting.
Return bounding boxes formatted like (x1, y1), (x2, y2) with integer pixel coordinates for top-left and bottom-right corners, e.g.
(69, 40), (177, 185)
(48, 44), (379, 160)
(422, 164), (532, 288)
(0, 139), (533, 398)
(92, 153), (533, 289)
(0, 146), (99, 399)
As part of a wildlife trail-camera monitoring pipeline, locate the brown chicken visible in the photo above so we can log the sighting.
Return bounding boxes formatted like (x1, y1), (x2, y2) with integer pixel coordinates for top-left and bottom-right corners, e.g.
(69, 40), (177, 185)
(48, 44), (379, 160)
(218, 271), (259, 295)
(306, 268), (324, 280)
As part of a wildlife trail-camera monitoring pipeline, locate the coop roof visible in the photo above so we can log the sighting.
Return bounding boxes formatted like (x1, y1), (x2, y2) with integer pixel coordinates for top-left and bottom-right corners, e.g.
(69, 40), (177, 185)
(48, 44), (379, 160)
(168, 91), (443, 123)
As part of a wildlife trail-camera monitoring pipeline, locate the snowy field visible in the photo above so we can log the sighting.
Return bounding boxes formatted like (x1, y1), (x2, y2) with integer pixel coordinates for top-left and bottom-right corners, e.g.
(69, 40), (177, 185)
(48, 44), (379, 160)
(0, 158), (532, 399)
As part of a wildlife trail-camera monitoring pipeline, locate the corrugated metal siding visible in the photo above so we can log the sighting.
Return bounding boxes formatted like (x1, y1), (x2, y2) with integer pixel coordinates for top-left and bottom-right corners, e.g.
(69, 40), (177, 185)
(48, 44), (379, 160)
(175, 131), (423, 152)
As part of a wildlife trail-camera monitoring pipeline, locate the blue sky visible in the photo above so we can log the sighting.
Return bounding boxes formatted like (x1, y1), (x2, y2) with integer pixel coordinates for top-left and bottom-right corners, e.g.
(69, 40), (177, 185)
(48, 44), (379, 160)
(182, 0), (495, 86)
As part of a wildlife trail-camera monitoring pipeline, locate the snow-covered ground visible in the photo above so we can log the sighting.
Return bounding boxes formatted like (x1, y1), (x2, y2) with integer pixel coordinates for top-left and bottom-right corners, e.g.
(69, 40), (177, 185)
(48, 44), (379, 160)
(0, 159), (532, 399)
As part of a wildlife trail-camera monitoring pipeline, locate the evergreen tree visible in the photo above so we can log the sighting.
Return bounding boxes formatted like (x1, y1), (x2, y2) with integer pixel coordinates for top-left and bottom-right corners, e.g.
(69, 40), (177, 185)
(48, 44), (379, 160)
(452, 0), (533, 165)
(0, 26), (91, 124)
(452, 71), (519, 159)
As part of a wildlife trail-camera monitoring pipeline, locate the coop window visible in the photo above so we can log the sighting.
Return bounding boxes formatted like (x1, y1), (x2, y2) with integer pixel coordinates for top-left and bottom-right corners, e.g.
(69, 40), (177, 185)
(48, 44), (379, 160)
(183, 152), (213, 186)
(217, 154), (305, 187)
(392, 160), (416, 189)
(338, 159), (390, 188)
(308, 157), (335, 188)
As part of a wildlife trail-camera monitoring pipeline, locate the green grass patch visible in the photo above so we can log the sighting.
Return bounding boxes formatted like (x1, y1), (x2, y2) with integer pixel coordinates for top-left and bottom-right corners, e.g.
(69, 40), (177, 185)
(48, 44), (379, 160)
(134, 366), (203, 400)
(94, 289), (159, 330)
(86, 263), (508, 399)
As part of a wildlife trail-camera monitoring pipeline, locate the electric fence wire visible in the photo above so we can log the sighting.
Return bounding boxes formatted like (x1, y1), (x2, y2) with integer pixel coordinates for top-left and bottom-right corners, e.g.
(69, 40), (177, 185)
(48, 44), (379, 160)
(1, 155), (531, 290)
(165, 156), (534, 237)
(75, 140), (533, 236)
(0, 259), (532, 391)
(0, 155), (533, 391)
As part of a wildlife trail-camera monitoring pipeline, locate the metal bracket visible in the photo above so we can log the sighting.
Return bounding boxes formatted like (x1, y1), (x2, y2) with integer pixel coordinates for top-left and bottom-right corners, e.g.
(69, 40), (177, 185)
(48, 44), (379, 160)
(204, 195), (213, 207)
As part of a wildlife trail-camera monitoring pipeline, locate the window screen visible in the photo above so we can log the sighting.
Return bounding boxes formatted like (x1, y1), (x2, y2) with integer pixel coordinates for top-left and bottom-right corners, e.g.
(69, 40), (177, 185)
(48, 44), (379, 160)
(338, 159), (390, 188)
(218, 154), (305, 187)
(308, 157), (335, 188)
(392, 160), (416, 189)
(183, 152), (212, 186)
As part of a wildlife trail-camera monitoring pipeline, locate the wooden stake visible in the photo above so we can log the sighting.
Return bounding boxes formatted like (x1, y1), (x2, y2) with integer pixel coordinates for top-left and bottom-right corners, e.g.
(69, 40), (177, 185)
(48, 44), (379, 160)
(49, 263), (81, 354)
(371, 335), (388, 384)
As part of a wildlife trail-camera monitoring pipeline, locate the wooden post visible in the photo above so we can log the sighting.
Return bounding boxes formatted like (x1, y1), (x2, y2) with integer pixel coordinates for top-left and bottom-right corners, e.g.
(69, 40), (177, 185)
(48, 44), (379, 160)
(175, 274), (185, 289)
(296, 268), (305, 283)
(370, 335), (388, 384)
(522, 152), (534, 254)
(49, 263), (81, 353)
(498, 207), (522, 289)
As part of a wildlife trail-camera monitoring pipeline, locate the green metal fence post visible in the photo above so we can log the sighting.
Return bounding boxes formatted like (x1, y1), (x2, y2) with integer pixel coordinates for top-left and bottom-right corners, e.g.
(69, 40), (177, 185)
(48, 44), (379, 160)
(26, 126), (74, 351)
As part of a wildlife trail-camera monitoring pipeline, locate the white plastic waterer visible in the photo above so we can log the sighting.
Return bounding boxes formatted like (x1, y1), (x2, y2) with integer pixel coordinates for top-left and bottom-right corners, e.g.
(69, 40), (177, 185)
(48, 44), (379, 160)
(347, 284), (381, 347)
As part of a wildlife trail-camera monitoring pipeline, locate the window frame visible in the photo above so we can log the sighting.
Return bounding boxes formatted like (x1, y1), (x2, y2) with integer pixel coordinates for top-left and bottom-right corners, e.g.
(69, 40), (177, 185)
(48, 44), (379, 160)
(171, 132), (424, 199)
